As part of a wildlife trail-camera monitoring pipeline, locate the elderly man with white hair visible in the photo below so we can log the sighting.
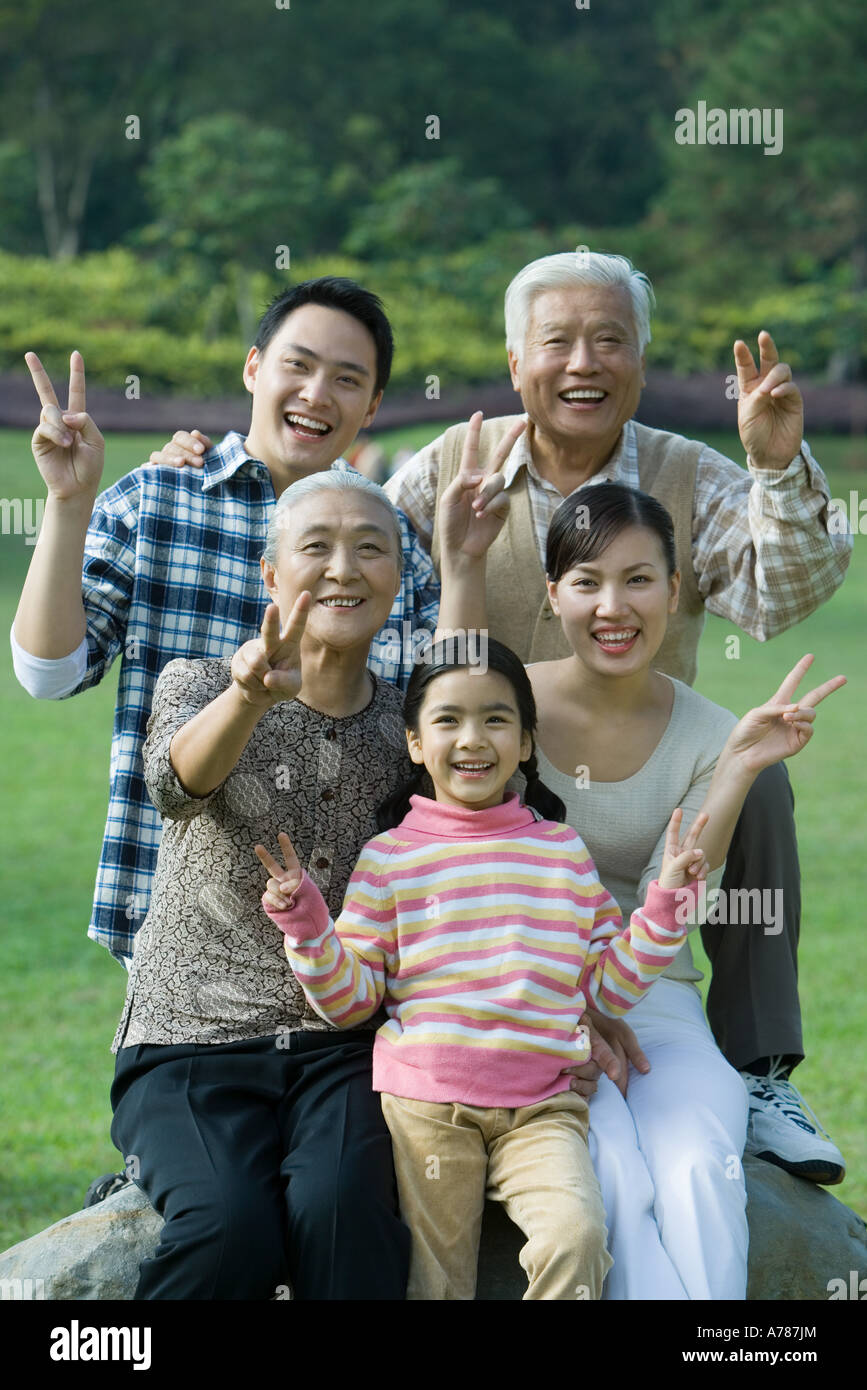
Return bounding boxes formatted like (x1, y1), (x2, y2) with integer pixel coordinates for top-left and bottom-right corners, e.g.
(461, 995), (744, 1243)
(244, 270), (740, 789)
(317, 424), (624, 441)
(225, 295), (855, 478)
(383, 251), (853, 1188)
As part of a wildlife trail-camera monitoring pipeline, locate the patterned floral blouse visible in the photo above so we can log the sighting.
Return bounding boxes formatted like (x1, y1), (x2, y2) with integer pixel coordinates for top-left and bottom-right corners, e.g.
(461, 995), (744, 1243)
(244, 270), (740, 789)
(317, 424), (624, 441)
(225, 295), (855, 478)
(113, 657), (413, 1050)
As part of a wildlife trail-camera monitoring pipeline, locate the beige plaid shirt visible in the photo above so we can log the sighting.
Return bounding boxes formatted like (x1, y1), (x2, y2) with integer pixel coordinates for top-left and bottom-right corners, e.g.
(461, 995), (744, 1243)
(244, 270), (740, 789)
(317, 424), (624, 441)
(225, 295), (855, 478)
(384, 417), (852, 640)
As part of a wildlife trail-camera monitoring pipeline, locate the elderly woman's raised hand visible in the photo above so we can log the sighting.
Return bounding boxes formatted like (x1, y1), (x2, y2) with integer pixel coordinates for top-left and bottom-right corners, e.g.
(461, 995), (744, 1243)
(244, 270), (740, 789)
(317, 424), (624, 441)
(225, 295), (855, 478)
(231, 594), (311, 709)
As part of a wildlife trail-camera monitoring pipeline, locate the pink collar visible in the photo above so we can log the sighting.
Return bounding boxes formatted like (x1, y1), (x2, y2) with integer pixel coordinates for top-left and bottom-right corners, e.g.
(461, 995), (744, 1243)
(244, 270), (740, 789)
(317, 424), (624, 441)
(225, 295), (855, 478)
(401, 791), (537, 839)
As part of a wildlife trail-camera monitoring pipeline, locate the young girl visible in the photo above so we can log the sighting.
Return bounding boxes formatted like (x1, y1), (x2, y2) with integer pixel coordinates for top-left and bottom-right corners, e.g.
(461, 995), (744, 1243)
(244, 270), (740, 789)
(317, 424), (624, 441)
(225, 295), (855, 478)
(256, 638), (710, 1301)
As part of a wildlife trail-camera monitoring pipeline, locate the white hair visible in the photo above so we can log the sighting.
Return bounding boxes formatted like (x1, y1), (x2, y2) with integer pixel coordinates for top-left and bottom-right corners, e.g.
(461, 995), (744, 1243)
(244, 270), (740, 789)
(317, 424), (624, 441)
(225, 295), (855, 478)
(262, 468), (403, 571)
(504, 251), (655, 358)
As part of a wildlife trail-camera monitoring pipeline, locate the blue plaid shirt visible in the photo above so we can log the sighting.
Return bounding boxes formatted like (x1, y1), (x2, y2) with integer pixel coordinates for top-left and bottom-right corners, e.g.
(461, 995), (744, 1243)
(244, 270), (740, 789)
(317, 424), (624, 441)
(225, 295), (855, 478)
(66, 431), (440, 961)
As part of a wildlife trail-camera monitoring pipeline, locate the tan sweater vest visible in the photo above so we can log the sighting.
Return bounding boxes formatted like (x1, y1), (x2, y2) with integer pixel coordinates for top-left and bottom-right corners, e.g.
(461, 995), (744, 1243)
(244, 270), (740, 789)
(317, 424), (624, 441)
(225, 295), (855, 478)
(430, 417), (706, 685)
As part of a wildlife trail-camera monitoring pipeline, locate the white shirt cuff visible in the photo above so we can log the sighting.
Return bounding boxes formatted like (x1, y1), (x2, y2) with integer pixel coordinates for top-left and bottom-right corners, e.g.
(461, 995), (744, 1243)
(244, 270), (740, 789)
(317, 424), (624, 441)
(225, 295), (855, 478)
(10, 625), (88, 699)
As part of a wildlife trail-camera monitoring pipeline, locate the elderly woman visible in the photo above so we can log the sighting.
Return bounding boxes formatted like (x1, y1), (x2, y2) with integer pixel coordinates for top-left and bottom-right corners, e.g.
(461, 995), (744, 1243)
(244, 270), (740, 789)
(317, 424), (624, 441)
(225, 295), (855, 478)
(110, 469), (416, 1301)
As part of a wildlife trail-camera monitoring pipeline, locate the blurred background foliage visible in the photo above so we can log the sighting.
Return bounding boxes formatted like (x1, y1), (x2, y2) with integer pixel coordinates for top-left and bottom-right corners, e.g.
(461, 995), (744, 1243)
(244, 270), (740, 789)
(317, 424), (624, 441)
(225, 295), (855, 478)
(0, 0), (863, 390)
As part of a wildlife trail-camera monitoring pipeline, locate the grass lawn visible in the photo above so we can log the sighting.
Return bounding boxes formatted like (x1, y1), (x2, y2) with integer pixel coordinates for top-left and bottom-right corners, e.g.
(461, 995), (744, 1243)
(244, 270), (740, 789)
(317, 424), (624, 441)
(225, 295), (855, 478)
(1, 422), (865, 1253)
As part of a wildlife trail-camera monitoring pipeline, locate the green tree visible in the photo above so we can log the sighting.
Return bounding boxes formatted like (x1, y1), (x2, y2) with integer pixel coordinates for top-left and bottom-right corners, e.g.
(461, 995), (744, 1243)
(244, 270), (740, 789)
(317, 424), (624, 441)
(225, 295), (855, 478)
(343, 159), (529, 260)
(0, 0), (212, 257)
(141, 114), (323, 342)
(651, 0), (866, 377)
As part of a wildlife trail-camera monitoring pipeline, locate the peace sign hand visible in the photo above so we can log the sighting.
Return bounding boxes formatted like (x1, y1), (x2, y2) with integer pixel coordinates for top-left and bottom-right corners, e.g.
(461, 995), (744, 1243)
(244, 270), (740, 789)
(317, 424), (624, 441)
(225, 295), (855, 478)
(437, 411), (526, 563)
(734, 331), (804, 470)
(255, 831), (303, 910)
(658, 809), (710, 891)
(26, 351), (105, 501)
(231, 593), (311, 709)
(724, 654), (846, 774)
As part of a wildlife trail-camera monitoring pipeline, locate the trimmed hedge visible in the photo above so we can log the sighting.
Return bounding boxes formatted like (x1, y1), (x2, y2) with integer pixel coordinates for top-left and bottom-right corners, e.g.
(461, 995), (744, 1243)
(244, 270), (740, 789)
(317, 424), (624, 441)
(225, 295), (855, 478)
(1, 242), (863, 397)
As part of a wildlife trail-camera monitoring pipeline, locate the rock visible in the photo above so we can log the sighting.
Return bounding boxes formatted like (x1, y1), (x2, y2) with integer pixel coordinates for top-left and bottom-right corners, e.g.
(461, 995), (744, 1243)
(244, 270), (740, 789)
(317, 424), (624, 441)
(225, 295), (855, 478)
(0, 1183), (162, 1301)
(476, 1156), (867, 1300)
(1, 1157), (864, 1300)
(743, 1156), (867, 1301)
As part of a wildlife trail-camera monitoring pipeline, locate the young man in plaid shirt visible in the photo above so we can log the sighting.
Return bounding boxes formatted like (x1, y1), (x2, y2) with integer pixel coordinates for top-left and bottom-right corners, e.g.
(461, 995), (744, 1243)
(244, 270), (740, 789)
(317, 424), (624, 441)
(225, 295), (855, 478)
(12, 278), (441, 968)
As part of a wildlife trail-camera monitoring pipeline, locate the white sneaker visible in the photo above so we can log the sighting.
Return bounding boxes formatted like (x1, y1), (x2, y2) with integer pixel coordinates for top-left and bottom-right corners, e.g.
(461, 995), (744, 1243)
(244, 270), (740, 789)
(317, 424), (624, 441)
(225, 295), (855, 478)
(742, 1059), (846, 1186)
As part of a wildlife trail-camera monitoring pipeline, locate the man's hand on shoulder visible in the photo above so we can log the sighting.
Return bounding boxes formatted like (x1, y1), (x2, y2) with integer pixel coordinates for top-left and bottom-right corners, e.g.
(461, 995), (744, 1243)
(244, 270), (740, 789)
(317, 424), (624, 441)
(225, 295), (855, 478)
(733, 330), (804, 472)
(146, 429), (213, 469)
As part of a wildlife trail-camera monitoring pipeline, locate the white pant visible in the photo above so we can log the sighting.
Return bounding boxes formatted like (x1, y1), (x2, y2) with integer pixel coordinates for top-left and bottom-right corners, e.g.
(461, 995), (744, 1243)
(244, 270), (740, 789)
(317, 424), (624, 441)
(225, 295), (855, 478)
(588, 977), (749, 1300)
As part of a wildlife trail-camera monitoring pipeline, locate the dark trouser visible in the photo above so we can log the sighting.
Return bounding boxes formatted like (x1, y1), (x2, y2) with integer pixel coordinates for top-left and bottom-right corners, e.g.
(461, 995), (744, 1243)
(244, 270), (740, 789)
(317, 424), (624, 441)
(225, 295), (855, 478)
(110, 1030), (410, 1301)
(701, 761), (803, 1072)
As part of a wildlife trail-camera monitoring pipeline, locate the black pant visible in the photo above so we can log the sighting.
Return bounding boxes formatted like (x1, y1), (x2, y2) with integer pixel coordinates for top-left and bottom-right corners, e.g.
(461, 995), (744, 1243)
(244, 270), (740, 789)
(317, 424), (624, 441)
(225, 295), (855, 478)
(702, 761), (802, 1071)
(111, 1029), (410, 1300)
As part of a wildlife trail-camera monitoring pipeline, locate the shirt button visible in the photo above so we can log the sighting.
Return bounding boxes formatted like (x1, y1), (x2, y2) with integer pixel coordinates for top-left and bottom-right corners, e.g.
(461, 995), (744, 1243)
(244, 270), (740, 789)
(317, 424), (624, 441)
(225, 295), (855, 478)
(321, 789), (334, 801)
(324, 727), (336, 741)
(315, 856), (330, 869)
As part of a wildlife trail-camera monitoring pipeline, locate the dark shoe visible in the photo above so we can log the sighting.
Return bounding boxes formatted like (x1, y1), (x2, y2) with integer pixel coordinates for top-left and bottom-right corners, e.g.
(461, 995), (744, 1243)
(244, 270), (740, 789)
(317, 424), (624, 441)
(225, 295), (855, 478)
(83, 1172), (131, 1208)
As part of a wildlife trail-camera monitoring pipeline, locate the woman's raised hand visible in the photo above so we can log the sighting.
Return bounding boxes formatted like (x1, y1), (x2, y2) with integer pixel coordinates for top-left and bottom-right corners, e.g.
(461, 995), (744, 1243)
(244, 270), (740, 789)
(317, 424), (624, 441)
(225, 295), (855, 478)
(658, 808), (710, 891)
(26, 351), (104, 500)
(231, 593), (311, 709)
(255, 831), (303, 910)
(437, 411), (526, 563)
(724, 654), (846, 775)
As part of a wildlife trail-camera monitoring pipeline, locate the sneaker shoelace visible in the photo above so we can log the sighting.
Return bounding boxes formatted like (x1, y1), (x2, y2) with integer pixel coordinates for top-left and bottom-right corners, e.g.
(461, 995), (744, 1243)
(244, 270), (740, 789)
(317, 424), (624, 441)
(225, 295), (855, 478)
(746, 1056), (830, 1139)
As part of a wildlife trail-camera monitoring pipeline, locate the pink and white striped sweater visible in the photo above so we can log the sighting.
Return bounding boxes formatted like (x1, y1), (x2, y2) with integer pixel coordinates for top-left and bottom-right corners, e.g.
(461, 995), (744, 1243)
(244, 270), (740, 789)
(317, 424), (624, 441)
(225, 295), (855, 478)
(264, 793), (694, 1107)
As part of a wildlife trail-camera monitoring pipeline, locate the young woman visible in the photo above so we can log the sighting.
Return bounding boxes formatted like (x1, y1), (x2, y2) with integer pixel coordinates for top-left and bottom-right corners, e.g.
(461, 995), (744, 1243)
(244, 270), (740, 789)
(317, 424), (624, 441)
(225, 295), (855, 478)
(258, 638), (710, 1300)
(435, 439), (845, 1299)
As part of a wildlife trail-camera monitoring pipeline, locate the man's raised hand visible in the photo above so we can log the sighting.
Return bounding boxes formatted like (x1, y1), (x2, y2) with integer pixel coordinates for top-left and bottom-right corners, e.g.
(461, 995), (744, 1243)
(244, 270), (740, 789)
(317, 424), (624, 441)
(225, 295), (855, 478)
(230, 593), (311, 709)
(733, 331), (804, 471)
(437, 411), (526, 562)
(255, 831), (303, 910)
(26, 351), (104, 500)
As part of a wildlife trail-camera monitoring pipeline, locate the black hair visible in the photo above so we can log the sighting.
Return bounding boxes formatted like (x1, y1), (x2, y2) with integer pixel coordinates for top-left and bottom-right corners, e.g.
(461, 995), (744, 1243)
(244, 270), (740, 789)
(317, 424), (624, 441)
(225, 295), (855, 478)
(546, 482), (677, 583)
(254, 276), (394, 397)
(376, 637), (566, 829)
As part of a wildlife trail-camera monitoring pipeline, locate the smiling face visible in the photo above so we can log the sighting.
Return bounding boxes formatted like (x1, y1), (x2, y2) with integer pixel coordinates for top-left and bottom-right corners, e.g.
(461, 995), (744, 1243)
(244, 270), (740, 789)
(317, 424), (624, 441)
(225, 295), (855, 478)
(243, 303), (382, 482)
(547, 524), (680, 675)
(261, 489), (402, 652)
(406, 669), (533, 810)
(508, 284), (645, 459)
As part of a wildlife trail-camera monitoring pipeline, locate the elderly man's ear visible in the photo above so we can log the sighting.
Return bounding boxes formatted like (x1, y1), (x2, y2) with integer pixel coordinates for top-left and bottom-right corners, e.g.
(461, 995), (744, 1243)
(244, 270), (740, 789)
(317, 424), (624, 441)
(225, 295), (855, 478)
(508, 349), (521, 394)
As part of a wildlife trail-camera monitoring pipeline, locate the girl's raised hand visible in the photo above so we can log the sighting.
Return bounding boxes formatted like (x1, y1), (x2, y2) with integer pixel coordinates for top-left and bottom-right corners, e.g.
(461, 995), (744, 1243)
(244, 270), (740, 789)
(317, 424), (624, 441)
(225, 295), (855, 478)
(724, 654), (846, 775)
(255, 831), (303, 910)
(658, 809), (710, 891)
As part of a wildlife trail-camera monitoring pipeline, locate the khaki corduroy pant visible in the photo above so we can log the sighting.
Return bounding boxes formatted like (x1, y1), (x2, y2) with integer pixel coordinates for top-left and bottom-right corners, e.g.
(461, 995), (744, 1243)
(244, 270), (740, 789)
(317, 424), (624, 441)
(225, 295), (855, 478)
(381, 1089), (613, 1301)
